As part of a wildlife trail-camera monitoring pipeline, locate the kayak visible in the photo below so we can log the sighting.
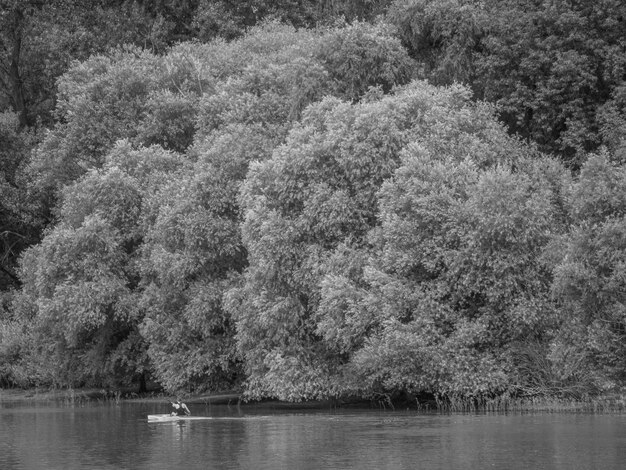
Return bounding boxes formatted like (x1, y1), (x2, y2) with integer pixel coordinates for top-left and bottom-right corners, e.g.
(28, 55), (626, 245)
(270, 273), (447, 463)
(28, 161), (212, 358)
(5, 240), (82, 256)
(147, 414), (212, 422)
(147, 414), (269, 423)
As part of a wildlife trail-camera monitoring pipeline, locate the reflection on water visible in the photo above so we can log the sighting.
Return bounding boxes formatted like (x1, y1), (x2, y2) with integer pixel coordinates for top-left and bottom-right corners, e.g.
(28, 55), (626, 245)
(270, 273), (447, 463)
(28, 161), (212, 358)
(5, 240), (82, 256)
(1, 400), (625, 470)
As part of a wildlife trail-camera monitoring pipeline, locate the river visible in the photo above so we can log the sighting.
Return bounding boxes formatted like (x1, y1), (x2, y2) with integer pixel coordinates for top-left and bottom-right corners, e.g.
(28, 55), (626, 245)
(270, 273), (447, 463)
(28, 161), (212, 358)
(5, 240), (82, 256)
(1, 400), (625, 469)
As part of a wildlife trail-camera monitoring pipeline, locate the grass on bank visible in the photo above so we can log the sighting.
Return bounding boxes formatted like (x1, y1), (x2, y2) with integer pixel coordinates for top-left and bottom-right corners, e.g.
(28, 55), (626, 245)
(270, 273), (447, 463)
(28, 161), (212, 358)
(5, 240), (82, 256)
(2, 386), (625, 413)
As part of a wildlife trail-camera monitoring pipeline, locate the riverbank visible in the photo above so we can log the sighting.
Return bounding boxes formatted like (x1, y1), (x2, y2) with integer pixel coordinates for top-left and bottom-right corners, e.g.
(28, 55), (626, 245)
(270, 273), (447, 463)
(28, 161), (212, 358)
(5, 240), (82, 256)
(0, 387), (242, 405)
(0, 387), (369, 411)
(2, 387), (626, 413)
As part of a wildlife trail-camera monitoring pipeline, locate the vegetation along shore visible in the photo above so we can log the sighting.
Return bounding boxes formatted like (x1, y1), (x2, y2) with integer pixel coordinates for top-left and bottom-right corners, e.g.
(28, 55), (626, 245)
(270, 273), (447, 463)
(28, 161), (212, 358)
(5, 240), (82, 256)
(2, 1), (626, 410)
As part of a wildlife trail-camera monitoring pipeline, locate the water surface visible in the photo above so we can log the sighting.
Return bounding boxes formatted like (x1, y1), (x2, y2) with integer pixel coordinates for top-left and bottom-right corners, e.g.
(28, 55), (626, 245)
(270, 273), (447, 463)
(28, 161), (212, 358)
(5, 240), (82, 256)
(1, 400), (624, 469)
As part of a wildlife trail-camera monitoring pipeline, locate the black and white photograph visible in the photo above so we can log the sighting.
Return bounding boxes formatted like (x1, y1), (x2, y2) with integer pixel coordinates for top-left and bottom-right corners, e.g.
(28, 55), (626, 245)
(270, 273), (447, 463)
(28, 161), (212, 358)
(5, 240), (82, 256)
(1, 1), (626, 468)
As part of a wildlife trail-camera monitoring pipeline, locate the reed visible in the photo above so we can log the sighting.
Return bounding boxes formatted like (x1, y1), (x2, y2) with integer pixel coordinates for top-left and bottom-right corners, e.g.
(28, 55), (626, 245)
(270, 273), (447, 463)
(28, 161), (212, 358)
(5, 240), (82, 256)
(433, 392), (626, 413)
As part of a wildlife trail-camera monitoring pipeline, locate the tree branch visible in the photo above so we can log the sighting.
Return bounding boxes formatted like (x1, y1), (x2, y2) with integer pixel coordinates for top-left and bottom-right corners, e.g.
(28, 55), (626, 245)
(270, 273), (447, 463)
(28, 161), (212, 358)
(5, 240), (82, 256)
(0, 261), (20, 285)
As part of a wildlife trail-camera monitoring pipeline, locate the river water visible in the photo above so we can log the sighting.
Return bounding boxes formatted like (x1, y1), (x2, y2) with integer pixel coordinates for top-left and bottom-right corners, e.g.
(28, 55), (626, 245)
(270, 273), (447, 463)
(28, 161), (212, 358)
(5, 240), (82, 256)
(1, 400), (625, 469)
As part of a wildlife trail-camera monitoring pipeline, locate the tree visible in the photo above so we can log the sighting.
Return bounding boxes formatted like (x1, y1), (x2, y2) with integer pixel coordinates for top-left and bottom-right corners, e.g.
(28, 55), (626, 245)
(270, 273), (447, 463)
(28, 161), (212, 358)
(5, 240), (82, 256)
(136, 149), (247, 392)
(228, 86), (419, 399)
(0, 1), (29, 126)
(388, 0), (626, 165)
(229, 75), (576, 401)
(228, 80), (559, 401)
(0, 1), (174, 127)
(343, 102), (570, 400)
(17, 215), (138, 387)
(315, 20), (414, 101)
(13, 142), (184, 388)
(27, 47), (163, 193)
(551, 151), (626, 390)
(387, 0), (485, 85)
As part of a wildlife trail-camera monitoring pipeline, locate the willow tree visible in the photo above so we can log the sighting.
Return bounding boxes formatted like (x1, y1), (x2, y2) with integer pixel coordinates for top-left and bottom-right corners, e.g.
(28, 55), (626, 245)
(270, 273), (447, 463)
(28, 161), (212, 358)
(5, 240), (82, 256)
(14, 143), (184, 387)
(228, 80), (568, 401)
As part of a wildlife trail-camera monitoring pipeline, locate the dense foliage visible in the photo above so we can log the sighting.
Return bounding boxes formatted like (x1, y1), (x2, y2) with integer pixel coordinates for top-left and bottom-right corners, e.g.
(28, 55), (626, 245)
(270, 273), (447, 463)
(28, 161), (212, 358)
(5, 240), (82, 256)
(388, 0), (626, 165)
(1, 20), (415, 392)
(1, 1), (626, 403)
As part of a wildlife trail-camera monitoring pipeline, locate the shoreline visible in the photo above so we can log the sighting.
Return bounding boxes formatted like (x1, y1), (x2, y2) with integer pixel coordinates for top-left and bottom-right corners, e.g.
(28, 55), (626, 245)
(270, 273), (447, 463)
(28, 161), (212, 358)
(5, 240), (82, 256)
(0, 387), (242, 405)
(0, 387), (369, 411)
(0, 387), (347, 410)
(2, 387), (625, 413)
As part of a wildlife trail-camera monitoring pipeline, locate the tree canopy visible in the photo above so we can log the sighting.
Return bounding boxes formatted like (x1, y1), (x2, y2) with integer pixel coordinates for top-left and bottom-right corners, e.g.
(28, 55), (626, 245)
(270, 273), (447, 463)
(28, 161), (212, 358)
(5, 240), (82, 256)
(389, 0), (626, 165)
(1, 2), (626, 404)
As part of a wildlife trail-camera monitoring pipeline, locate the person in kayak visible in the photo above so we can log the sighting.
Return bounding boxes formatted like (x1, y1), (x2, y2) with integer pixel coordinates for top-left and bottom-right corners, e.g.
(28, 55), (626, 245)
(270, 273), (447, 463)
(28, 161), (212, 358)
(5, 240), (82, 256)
(170, 399), (191, 416)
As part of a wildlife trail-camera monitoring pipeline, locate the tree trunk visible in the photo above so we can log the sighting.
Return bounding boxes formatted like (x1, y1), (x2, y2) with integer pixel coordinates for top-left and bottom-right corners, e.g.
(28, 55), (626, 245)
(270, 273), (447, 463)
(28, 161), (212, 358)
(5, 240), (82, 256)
(138, 372), (147, 393)
(7, 6), (28, 127)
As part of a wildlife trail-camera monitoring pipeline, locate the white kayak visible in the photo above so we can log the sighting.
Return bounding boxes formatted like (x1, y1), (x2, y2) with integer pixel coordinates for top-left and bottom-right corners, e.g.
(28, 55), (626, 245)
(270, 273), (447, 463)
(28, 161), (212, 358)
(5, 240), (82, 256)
(147, 414), (212, 422)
